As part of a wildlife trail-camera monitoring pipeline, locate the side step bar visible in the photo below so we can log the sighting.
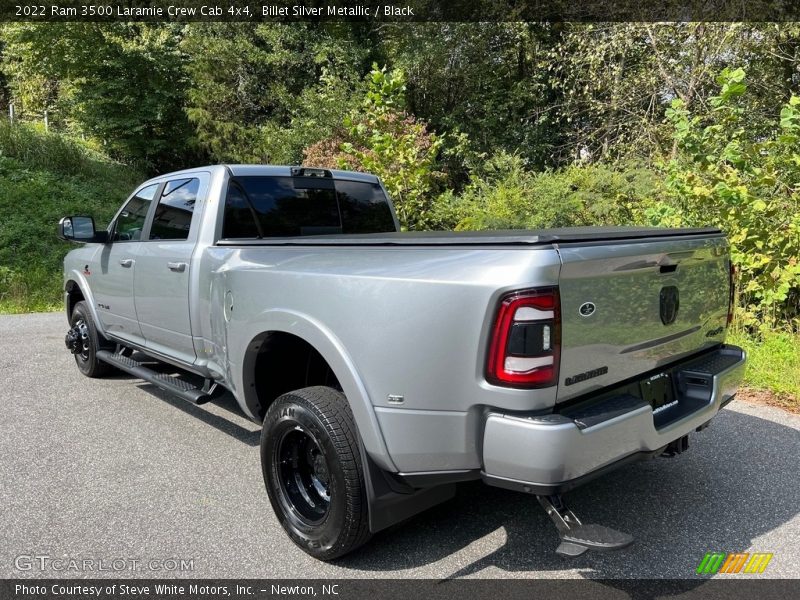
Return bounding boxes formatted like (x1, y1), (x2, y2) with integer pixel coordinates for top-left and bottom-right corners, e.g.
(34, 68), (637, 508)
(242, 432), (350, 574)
(96, 350), (217, 405)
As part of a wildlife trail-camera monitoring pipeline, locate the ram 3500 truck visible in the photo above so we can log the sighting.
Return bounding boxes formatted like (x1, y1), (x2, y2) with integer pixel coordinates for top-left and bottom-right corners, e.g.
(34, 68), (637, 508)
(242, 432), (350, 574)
(60, 165), (745, 560)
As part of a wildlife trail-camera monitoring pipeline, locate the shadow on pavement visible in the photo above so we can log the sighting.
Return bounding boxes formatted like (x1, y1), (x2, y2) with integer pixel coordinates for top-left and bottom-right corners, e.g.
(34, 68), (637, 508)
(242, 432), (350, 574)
(100, 363), (798, 583)
(136, 383), (261, 446)
(106, 354), (261, 446)
(336, 407), (798, 581)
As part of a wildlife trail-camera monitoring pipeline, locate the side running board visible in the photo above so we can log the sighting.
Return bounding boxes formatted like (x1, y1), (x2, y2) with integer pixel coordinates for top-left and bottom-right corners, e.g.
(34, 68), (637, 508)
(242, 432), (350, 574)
(96, 350), (218, 405)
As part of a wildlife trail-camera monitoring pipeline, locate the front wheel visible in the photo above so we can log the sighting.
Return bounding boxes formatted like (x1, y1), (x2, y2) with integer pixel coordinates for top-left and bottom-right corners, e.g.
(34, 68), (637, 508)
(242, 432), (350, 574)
(67, 301), (112, 378)
(260, 386), (370, 560)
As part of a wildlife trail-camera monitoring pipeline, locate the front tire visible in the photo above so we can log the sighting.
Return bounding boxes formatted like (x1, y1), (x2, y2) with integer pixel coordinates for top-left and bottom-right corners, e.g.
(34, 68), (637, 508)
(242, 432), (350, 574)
(260, 386), (370, 560)
(69, 301), (112, 378)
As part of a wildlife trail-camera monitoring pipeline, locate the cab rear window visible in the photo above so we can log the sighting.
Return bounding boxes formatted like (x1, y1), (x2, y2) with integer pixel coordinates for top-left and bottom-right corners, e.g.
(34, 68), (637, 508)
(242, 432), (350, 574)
(221, 176), (395, 239)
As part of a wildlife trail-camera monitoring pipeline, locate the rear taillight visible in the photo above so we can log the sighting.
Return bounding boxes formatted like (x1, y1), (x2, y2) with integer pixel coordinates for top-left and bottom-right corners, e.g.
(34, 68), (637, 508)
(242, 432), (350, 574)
(486, 288), (560, 388)
(727, 260), (736, 325)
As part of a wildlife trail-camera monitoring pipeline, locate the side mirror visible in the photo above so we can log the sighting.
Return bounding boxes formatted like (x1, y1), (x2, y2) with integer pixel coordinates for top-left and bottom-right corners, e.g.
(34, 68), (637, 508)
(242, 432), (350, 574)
(58, 216), (108, 243)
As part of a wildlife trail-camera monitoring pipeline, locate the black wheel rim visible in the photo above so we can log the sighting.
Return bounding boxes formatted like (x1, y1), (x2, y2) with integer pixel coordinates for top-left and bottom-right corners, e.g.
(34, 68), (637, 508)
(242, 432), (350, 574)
(276, 426), (331, 525)
(73, 318), (91, 363)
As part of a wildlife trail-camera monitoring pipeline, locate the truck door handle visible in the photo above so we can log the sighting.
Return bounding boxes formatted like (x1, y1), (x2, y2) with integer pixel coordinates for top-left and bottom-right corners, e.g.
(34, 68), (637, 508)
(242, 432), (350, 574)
(168, 262), (187, 272)
(119, 259), (134, 268)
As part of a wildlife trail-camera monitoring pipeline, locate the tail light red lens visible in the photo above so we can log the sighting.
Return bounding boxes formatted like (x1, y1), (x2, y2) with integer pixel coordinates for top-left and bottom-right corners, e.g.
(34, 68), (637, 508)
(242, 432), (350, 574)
(486, 288), (560, 388)
(727, 261), (736, 325)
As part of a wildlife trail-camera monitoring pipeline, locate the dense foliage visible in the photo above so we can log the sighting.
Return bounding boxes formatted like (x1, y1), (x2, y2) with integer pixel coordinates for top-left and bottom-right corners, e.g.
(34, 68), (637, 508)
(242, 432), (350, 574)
(0, 122), (142, 311)
(0, 22), (798, 332)
(654, 69), (800, 331)
(2, 23), (193, 170)
(303, 66), (444, 229)
(430, 154), (661, 231)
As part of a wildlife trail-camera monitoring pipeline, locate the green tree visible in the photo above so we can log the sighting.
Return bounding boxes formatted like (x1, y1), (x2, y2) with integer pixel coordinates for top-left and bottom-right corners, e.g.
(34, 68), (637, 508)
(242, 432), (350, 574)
(0, 38), (8, 115)
(382, 22), (562, 171)
(182, 22), (375, 164)
(1, 22), (194, 170)
(303, 65), (444, 229)
(656, 68), (800, 330)
(548, 23), (746, 164)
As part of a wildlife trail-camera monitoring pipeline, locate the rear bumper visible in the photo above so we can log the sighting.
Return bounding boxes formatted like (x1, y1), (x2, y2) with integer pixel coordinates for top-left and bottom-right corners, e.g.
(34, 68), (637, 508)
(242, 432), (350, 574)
(481, 344), (746, 494)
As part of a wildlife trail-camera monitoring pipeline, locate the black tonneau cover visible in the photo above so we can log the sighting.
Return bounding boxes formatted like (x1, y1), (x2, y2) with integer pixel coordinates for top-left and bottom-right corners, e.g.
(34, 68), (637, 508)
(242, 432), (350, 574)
(216, 226), (723, 247)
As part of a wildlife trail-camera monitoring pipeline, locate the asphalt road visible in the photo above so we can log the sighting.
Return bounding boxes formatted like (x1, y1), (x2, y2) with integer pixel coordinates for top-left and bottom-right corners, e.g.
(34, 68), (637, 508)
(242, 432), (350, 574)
(1, 312), (798, 580)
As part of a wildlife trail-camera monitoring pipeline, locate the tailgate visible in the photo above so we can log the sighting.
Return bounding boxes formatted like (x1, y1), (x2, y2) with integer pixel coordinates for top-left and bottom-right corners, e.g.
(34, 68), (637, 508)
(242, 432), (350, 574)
(555, 235), (730, 403)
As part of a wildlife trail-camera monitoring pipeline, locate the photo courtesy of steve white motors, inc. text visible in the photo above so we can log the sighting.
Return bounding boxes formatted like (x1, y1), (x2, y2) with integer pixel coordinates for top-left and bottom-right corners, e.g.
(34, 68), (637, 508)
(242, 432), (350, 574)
(13, 583), (340, 597)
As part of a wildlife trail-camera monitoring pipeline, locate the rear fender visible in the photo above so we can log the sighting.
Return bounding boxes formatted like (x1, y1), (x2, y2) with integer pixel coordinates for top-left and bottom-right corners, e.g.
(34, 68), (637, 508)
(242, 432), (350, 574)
(236, 309), (397, 473)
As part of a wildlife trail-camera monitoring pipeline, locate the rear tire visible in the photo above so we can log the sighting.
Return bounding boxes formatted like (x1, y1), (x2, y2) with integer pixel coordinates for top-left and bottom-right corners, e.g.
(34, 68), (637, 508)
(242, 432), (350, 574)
(70, 301), (112, 378)
(260, 386), (371, 560)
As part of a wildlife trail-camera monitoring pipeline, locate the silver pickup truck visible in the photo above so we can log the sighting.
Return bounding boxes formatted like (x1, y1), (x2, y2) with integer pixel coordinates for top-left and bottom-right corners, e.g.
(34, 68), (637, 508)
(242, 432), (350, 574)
(59, 165), (745, 560)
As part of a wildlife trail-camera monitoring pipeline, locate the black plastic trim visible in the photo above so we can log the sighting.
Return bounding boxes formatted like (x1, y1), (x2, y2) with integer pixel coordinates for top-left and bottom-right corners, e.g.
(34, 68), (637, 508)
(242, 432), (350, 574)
(96, 350), (212, 405)
(216, 227), (723, 248)
(481, 447), (668, 496)
(396, 470), (482, 488)
(560, 394), (649, 430)
(358, 438), (456, 533)
(101, 333), (209, 378)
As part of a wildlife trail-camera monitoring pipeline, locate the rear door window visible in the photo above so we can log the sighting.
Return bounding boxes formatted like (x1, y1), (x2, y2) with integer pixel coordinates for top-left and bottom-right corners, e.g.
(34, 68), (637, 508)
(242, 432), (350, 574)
(149, 178), (200, 241)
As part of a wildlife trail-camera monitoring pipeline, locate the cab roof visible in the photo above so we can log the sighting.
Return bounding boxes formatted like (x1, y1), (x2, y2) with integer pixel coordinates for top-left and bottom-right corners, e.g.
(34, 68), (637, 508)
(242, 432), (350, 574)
(144, 164), (380, 185)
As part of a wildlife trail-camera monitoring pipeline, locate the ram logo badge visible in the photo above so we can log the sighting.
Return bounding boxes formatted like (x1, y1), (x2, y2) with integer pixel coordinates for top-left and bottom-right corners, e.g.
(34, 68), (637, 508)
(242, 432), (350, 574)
(578, 302), (596, 317)
(660, 286), (680, 325)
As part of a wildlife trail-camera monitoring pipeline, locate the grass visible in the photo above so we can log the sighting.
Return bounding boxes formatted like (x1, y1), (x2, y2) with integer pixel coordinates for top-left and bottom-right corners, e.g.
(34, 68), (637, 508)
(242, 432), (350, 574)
(727, 329), (800, 410)
(0, 121), (139, 180)
(0, 266), (62, 313)
(0, 121), (143, 313)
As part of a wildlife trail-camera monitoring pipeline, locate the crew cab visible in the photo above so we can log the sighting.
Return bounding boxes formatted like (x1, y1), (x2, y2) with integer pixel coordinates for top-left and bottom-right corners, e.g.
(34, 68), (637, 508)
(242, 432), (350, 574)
(59, 165), (746, 559)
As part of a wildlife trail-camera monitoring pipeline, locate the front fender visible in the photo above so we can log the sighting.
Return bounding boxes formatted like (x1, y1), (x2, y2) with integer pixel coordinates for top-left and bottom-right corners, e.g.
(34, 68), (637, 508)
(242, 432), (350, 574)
(232, 309), (397, 473)
(64, 270), (106, 337)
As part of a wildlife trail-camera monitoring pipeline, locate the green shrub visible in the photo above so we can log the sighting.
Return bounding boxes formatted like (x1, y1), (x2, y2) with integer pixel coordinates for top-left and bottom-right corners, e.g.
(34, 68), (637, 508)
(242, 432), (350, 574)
(654, 68), (800, 331)
(0, 266), (62, 313)
(303, 65), (444, 230)
(0, 121), (140, 179)
(430, 152), (663, 231)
